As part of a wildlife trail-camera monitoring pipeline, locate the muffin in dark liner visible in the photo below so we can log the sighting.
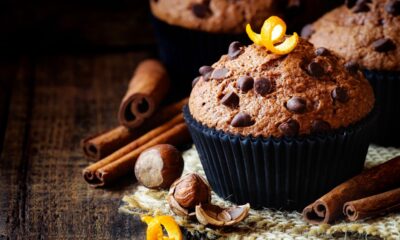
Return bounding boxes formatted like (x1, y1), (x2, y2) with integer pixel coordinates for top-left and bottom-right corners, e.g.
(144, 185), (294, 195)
(183, 106), (377, 211)
(364, 70), (400, 147)
(151, 15), (250, 99)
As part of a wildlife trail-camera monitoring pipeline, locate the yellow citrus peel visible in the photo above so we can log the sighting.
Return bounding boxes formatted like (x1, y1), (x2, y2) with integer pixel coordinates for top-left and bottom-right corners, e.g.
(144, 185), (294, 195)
(141, 215), (182, 240)
(246, 16), (299, 55)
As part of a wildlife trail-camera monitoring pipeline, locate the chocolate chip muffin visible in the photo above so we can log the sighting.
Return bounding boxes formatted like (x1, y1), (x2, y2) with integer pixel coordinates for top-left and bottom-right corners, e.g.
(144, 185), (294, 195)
(189, 40), (374, 137)
(150, 0), (287, 99)
(184, 38), (376, 210)
(305, 0), (400, 146)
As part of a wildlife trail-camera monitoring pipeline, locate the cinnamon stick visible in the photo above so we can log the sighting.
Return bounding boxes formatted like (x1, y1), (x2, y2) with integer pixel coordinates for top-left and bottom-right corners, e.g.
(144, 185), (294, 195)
(94, 123), (190, 187)
(118, 59), (170, 128)
(343, 188), (400, 221)
(303, 156), (400, 224)
(82, 98), (188, 160)
(83, 114), (184, 185)
(83, 114), (190, 186)
(81, 126), (138, 160)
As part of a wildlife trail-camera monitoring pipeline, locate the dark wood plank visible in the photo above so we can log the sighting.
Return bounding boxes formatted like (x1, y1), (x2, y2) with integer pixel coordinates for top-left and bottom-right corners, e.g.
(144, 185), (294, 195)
(0, 80), (10, 153)
(1, 52), (152, 239)
(0, 57), (18, 153)
(0, 57), (34, 239)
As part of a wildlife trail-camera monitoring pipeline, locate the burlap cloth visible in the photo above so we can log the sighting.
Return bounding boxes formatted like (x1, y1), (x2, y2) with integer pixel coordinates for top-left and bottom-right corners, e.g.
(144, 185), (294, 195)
(120, 145), (400, 239)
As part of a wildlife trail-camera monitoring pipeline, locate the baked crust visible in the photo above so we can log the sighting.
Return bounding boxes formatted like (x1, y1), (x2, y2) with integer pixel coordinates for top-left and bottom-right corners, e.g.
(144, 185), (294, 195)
(189, 39), (375, 138)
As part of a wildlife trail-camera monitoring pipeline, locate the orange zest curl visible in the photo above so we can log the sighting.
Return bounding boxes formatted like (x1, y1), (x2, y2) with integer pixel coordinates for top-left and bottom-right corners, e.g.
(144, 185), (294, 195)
(141, 215), (183, 240)
(246, 16), (299, 55)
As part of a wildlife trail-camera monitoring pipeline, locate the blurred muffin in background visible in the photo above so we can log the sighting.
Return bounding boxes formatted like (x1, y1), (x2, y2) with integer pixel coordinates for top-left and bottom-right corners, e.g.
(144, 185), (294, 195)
(149, 0), (287, 99)
(306, 0), (400, 146)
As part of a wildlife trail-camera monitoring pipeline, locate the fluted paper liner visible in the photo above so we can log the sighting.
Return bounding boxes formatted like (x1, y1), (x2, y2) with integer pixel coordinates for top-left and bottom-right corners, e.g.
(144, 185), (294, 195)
(184, 106), (376, 210)
(364, 70), (400, 147)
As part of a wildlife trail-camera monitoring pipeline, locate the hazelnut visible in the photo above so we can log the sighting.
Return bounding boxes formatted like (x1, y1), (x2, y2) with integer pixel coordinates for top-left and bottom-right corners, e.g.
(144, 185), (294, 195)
(134, 144), (183, 189)
(167, 173), (211, 216)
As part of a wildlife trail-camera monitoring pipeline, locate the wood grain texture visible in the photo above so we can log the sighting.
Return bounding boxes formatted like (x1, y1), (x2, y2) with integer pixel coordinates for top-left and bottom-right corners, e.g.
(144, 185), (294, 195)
(0, 57), (18, 154)
(0, 52), (153, 239)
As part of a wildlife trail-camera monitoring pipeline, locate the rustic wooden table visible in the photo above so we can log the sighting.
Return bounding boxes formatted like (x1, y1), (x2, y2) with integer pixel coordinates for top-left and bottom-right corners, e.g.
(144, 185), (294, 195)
(0, 0), (347, 238)
(0, 52), (156, 239)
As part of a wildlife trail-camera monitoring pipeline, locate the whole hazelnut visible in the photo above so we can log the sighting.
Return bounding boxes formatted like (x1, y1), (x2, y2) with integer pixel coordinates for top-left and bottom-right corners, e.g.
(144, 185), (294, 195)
(134, 144), (184, 189)
(167, 173), (211, 216)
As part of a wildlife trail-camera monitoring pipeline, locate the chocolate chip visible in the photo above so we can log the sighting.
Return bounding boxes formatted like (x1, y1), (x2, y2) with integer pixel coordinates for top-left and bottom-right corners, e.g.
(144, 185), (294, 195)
(211, 68), (229, 80)
(315, 47), (330, 56)
(237, 76), (254, 92)
(199, 65), (214, 75)
(372, 38), (396, 52)
(301, 24), (314, 39)
(344, 61), (359, 74)
(228, 41), (244, 60)
(199, 65), (214, 81)
(331, 87), (349, 103)
(345, 0), (357, 8)
(278, 119), (300, 137)
(286, 97), (307, 114)
(311, 120), (331, 134)
(231, 112), (254, 127)
(221, 92), (239, 108)
(192, 76), (200, 88)
(307, 61), (325, 78)
(254, 77), (274, 96)
(385, 0), (400, 16)
(192, 3), (211, 18)
(203, 71), (212, 81)
(352, 1), (370, 13)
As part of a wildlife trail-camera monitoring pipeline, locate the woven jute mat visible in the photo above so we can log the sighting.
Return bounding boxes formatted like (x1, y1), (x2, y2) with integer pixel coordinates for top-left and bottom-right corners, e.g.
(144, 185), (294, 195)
(119, 145), (400, 239)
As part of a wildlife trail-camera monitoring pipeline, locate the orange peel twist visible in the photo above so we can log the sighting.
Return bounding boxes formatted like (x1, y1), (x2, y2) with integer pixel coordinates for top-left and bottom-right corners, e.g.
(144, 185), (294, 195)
(246, 16), (299, 55)
(142, 215), (182, 240)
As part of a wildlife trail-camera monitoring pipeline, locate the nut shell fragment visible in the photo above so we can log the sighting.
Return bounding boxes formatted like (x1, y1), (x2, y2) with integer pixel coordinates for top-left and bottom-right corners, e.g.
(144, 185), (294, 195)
(195, 203), (250, 226)
(167, 191), (191, 217)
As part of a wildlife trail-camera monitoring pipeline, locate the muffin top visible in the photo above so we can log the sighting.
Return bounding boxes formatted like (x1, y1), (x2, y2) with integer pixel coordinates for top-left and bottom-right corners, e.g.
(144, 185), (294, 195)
(306, 0), (400, 71)
(189, 39), (375, 138)
(150, 0), (283, 34)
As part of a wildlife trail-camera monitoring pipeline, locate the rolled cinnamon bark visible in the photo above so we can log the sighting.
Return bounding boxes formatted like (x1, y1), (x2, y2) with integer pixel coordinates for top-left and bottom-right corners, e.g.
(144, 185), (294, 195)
(303, 156), (400, 224)
(83, 114), (184, 185)
(93, 123), (190, 187)
(343, 188), (400, 221)
(81, 126), (138, 160)
(82, 98), (188, 160)
(118, 59), (170, 128)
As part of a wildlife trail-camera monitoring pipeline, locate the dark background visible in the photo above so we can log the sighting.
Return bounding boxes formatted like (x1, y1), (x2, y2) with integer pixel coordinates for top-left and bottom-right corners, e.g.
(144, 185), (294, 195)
(0, 0), (343, 239)
(1, 0), (154, 54)
(0, 0), (344, 54)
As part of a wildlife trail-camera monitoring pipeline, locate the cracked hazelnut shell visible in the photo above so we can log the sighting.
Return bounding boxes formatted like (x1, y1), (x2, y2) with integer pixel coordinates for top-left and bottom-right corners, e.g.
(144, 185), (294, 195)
(195, 203), (250, 226)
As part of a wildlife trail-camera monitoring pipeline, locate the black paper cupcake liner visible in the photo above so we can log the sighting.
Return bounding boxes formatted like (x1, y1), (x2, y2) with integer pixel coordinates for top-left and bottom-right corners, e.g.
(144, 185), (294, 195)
(364, 70), (400, 147)
(151, 15), (250, 100)
(183, 106), (376, 211)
